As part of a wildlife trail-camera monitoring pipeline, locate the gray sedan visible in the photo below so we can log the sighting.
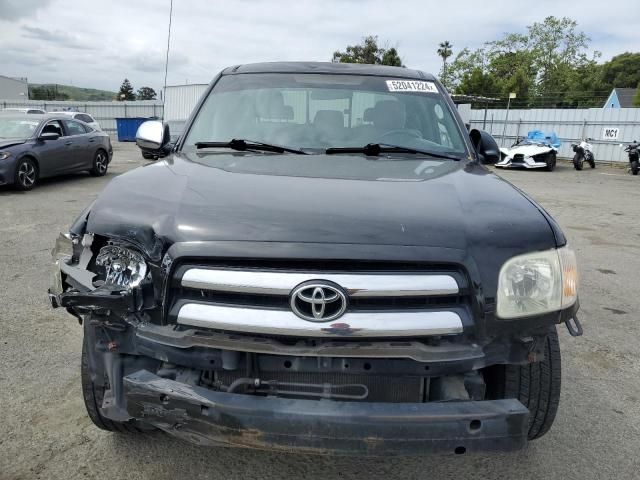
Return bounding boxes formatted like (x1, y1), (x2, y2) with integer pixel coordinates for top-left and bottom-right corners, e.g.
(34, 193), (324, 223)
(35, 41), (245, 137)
(0, 113), (112, 191)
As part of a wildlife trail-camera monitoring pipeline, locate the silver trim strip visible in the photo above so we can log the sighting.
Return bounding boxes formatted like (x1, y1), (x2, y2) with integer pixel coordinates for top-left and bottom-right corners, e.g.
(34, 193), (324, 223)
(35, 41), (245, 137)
(176, 303), (464, 338)
(181, 269), (459, 297)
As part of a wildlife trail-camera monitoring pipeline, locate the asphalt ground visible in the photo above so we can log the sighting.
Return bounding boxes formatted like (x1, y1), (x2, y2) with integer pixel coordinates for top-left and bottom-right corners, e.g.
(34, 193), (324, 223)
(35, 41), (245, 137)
(1, 142), (639, 479)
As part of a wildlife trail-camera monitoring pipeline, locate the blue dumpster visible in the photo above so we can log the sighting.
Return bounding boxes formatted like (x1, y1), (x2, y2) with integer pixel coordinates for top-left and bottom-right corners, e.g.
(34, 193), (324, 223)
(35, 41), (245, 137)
(115, 117), (150, 142)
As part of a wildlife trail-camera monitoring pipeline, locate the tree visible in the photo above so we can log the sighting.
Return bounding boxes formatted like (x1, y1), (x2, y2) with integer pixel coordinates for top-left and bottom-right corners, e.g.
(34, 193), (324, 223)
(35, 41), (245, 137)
(136, 86), (157, 100)
(333, 35), (404, 66)
(28, 84), (69, 101)
(437, 41), (453, 88)
(117, 78), (135, 101)
(601, 52), (640, 89)
(444, 16), (608, 107)
(633, 83), (640, 107)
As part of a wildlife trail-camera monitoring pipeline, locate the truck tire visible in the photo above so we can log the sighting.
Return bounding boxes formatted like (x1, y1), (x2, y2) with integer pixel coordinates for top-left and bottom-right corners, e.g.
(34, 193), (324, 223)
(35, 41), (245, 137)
(81, 338), (149, 433)
(632, 160), (639, 175)
(573, 154), (583, 170)
(485, 326), (561, 440)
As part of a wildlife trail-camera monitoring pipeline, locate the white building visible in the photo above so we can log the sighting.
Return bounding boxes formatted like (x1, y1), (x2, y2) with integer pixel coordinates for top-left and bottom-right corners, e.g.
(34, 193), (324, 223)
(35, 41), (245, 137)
(163, 83), (209, 121)
(0, 75), (29, 100)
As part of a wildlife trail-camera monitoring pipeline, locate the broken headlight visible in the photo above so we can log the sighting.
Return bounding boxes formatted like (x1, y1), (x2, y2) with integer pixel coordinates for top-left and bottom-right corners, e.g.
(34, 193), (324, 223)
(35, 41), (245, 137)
(496, 246), (577, 319)
(95, 245), (147, 289)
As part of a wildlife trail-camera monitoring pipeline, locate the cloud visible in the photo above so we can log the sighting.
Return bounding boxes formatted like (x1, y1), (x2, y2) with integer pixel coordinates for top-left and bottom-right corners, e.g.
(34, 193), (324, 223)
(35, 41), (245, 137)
(0, 0), (51, 20)
(21, 26), (94, 50)
(0, 0), (638, 93)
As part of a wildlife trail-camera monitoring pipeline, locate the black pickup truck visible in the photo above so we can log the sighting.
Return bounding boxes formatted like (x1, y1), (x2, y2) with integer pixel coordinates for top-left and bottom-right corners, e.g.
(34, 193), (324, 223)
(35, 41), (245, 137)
(49, 62), (581, 455)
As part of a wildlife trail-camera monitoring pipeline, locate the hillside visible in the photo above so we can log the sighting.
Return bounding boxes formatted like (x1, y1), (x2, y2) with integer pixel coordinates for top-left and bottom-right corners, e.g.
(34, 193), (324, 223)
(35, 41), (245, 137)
(28, 83), (116, 101)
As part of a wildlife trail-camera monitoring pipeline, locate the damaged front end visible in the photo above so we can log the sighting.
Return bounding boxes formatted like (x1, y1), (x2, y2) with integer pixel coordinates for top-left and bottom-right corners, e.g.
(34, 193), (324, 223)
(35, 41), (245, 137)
(48, 225), (541, 455)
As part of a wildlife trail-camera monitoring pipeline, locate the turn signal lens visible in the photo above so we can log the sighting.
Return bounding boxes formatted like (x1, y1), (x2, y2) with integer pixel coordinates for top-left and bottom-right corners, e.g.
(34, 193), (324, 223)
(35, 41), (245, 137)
(558, 246), (578, 308)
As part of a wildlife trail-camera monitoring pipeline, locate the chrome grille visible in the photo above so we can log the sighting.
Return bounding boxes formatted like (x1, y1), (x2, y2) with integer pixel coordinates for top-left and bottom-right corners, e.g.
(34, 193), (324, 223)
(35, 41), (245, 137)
(168, 264), (468, 338)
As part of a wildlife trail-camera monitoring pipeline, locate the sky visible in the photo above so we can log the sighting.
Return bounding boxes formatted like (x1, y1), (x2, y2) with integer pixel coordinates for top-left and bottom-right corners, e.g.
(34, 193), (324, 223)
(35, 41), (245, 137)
(1, 0), (639, 93)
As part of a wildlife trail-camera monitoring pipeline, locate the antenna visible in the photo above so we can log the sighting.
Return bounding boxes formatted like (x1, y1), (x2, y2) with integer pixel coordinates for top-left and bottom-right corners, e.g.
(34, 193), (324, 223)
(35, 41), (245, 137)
(161, 0), (173, 123)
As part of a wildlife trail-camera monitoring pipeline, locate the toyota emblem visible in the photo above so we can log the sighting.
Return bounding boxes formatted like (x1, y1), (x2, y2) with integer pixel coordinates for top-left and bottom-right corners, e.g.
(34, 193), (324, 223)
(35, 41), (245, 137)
(290, 282), (347, 322)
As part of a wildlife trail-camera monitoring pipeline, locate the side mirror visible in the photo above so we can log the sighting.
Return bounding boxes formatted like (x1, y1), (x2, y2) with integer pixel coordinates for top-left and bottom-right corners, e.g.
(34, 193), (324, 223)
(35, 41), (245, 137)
(136, 120), (170, 152)
(39, 132), (60, 141)
(469, 129), (500, 164)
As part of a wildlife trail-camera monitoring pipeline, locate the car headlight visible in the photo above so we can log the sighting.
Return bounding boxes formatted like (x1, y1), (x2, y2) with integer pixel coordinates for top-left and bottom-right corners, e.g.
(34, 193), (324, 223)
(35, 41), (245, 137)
(496, 246), (577, 319)
(95, 245), (147, 289)
(0, 151), (11, 160)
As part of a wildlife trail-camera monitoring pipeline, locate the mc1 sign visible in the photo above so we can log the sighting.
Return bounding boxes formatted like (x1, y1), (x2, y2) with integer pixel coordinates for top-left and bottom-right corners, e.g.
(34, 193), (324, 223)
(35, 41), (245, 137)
(602, 127), (620, 140)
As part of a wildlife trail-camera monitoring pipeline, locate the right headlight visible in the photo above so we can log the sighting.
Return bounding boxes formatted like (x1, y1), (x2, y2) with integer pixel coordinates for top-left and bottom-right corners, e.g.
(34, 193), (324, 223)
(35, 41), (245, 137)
(496, 246), (577, 319)
(95, 244), (148, 289)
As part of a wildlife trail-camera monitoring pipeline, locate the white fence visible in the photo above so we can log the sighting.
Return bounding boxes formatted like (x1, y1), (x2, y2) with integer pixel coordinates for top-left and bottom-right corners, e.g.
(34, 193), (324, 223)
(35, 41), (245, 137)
(0, 99), (164, 136)
(470, 107), (640, 163)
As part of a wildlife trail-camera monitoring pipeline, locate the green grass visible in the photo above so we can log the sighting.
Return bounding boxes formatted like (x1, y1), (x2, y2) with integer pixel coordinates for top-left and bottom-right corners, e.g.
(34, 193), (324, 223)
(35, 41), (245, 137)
(29, 84), (117, 101)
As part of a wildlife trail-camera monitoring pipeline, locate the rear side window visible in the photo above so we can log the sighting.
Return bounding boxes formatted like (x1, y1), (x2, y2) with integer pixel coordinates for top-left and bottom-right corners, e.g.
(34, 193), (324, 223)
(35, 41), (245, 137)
(75, 114), (94, 123)
(63, 120), (88, 135)
(27, 109), (45, 114)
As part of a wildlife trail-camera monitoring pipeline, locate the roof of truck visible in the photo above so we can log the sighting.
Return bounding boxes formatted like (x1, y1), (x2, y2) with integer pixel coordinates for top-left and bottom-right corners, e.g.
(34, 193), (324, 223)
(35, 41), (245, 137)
(223, 61), (435, 80)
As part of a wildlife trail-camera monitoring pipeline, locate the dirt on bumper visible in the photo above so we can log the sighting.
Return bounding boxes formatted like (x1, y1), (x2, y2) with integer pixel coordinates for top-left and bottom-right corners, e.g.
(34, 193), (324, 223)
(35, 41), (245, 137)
(124, 370), (529, 455)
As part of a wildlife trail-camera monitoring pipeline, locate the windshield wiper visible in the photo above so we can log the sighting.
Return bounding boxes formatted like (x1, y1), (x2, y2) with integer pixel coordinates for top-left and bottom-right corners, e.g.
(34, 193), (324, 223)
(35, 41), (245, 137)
(195, 138), (307, 155)
(325, 143), (462, 161)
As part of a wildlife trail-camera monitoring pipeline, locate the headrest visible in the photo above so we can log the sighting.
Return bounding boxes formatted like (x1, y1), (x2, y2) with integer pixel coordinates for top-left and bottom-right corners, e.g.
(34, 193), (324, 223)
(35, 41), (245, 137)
(313, 110), (344, 127)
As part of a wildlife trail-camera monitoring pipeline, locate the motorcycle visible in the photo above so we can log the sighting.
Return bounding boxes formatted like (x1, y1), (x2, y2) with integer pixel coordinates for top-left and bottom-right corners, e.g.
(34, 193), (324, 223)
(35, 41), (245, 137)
(625, 141), (640, 175)
(571, 138), (595, 170)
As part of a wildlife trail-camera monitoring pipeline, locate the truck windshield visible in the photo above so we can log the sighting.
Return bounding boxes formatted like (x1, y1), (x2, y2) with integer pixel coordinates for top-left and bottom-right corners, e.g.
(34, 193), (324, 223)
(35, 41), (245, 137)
(182, 73), (467, 156)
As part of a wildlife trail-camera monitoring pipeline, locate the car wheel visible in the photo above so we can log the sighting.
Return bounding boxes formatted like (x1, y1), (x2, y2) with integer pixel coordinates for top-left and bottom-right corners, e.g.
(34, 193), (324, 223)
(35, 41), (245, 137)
(631, 160), (639, 175)
(545, 152), (556, 172)
(81, 335), (151, 433)
(484, 326), (561, 440)
(90, 150), (109, 177)
(14, 157), (38, 191)
(573, 154), (583, 171)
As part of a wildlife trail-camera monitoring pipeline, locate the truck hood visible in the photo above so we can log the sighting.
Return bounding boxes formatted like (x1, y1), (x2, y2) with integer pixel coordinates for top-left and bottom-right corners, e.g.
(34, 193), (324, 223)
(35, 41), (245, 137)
(86, 151), (559, 262)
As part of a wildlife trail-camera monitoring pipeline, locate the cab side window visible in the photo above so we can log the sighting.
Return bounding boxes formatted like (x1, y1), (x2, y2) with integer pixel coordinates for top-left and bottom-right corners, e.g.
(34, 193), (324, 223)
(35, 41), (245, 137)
(63, 120), (88, 136)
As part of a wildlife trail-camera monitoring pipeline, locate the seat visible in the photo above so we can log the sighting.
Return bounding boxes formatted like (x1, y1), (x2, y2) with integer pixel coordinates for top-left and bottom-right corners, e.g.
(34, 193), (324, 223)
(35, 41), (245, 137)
(256, 91), (293, 121)
(371, 100), (406, 132)
(42, 123), (62, 136)
(313, 110), (344, 143)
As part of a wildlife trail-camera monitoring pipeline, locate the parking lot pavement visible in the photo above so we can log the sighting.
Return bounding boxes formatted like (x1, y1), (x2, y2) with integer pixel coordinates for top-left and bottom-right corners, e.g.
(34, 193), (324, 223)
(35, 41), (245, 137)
(1, 143), (639, 480)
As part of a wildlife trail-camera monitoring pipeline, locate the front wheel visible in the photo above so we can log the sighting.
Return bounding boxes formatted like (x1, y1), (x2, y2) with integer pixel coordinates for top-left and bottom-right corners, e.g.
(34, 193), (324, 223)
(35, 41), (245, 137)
(14, 157), (38, 191)
(545, 152), (556, 172)
(485, 326), (561, 440)
(81, 336), (150, 433)
(631, 160), (639, 175)
(90, 150), (109, 177)
(573, 154), (583, 170)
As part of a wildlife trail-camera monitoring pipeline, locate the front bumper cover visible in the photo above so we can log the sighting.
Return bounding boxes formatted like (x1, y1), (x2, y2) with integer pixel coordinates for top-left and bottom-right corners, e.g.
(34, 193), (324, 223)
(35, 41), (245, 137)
(125, 369), (529, 455)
